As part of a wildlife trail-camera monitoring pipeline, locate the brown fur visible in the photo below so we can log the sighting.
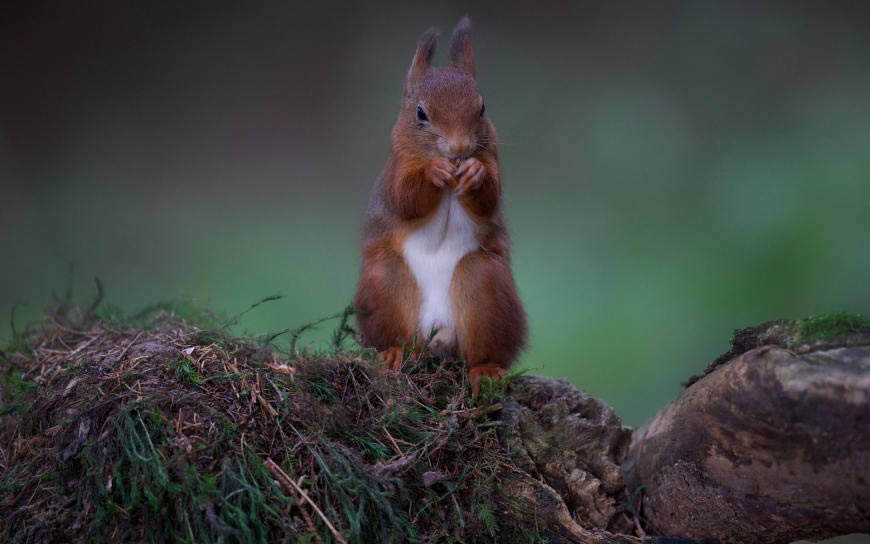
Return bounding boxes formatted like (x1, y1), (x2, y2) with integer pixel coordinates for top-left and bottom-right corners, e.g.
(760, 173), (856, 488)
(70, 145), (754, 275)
(354, 237), (420, 352)
(451, 250), (526, 372)
(353, 16), (526, 389)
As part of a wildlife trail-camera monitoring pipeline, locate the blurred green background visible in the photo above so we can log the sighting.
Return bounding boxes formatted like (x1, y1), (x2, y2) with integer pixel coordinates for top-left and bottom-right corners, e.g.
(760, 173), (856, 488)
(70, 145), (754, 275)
(2, 1), (869, 434)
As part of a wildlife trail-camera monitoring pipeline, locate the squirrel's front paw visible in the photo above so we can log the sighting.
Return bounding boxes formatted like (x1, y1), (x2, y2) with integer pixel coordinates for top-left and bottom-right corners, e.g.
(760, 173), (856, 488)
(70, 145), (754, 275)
(426, 157), (456, 188)
(455, 158), (485, 194)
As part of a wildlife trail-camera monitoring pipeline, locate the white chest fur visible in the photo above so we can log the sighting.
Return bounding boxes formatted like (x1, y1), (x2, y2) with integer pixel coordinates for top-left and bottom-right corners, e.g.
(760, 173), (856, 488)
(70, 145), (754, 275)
(402, 191), (479, 352)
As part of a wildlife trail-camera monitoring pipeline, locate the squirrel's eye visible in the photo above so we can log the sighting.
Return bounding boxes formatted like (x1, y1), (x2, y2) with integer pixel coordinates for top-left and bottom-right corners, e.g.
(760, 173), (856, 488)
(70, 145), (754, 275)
(416, 106), (429, 123)
(480, 102), (485, 118)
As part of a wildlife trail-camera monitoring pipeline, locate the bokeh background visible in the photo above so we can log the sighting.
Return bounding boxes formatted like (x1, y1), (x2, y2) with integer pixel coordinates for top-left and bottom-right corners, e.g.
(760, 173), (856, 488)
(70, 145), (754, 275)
(2, 0), (869, 438)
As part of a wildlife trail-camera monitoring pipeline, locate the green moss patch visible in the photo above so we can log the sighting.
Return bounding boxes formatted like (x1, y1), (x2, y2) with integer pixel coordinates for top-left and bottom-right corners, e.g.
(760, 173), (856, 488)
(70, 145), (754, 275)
(686, 311), (870, 387)
(789, 312), (870, 344)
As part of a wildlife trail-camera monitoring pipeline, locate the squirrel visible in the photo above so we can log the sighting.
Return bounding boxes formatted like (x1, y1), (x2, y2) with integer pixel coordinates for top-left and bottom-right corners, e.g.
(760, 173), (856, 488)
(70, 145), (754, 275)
(353, 16), (526, 392)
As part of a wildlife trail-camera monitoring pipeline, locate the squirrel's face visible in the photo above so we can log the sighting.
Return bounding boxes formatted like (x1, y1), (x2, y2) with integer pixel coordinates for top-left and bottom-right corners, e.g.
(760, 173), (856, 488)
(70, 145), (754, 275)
(409, 68), (486, 160)
(397, 16), (493, 161)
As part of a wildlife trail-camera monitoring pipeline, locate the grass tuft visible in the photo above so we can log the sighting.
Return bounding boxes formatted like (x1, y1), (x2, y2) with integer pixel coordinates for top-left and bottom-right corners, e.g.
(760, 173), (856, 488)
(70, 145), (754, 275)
(169, 357), (203, 386)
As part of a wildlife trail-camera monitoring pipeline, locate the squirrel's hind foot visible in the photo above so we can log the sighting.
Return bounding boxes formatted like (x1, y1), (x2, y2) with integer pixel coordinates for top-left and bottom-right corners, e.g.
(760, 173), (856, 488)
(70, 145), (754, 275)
(468, 364), (508, 394)
(378, 346), (405, 370)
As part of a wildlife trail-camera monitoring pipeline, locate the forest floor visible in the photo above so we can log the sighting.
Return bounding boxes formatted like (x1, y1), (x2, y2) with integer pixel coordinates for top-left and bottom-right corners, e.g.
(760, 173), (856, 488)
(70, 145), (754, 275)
(1, 290), (867, 543)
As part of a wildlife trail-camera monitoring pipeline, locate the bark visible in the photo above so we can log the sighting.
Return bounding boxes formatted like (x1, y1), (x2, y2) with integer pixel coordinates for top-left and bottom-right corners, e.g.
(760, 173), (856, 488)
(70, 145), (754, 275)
(624, 342), (870, 544)
(497, 376), (716, 544)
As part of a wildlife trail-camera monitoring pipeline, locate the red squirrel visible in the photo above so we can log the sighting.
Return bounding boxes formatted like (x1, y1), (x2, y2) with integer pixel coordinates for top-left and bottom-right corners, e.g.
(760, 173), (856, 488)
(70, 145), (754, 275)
(353, 16), (526, 391)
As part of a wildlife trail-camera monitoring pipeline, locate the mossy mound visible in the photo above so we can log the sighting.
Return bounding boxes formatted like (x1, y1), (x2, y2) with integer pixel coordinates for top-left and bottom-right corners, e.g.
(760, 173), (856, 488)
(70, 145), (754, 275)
(0, 302), (524, 543)
(0, 301), (640, 543)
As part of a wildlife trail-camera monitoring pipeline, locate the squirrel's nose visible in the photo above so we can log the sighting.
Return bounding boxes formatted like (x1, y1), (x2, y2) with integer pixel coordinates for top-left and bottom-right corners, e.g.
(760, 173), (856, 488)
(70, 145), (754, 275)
(443, 137), (474, 159)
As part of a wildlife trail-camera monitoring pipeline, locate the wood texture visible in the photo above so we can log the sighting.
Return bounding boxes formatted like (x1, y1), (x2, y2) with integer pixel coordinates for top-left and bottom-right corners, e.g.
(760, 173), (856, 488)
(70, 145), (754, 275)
(625, 344), (870, 543)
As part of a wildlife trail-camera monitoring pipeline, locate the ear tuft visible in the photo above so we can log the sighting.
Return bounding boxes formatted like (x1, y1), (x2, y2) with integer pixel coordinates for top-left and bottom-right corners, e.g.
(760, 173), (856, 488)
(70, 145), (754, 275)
(408, 26), (440, 85)
(448, 15), (475, 76)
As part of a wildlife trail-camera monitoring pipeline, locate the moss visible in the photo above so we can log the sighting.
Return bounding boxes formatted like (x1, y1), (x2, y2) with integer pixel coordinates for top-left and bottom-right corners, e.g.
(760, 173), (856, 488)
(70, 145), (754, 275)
(0, 368), (37, 420)
(1, 368), (36, 399)
(790, 311), (870, 344)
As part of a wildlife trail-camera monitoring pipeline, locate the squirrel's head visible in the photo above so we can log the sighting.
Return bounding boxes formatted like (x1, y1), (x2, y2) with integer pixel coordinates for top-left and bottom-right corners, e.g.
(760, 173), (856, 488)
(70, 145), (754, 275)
(395, 16), (492, 161)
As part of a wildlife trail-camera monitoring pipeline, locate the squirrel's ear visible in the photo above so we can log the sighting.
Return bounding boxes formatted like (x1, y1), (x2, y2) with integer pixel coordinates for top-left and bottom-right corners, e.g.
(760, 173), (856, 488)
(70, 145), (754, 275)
(448, 15), (475, 77)
(407, 27), (439, 85)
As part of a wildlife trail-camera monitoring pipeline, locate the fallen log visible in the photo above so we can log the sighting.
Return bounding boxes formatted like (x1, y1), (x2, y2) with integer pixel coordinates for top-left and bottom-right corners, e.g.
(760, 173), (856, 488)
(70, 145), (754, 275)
(624, 320), (870, 543)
